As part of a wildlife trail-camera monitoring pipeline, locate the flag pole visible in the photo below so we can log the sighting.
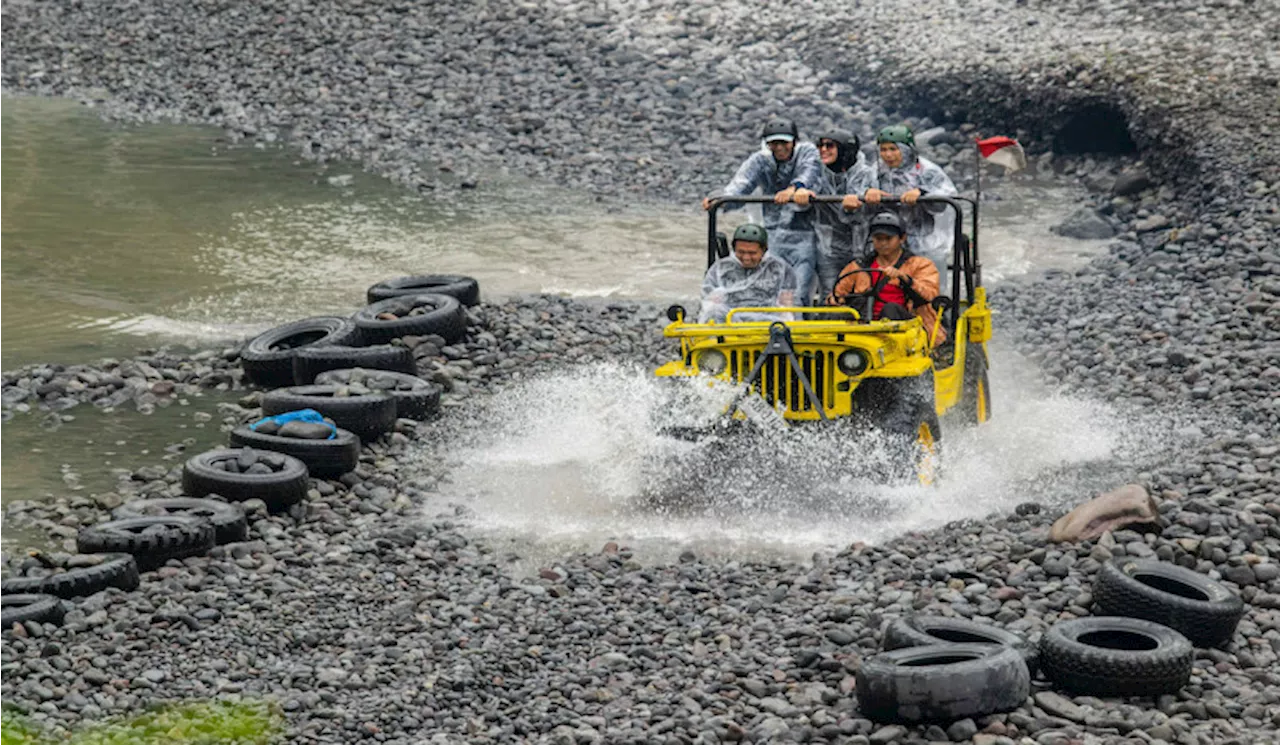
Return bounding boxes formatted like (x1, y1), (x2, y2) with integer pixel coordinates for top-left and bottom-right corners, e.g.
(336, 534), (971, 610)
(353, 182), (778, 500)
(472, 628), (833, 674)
(973, 137), (983, 290)
(973, 136), (982, 206)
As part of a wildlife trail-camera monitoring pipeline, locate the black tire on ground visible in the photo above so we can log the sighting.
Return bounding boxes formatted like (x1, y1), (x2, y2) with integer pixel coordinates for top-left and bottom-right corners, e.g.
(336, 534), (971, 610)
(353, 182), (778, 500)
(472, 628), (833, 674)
(1, 594), (66, 628)
(1, 554), (141, 598)
(353, 293), (466, 345)
(261, 385), (397, 443)
(229, 425), (360, 478)
(855, 643), (1030, 723)
(113, 498), (249, 545)
(958, 342), (991, 425)
(240, 317), (362, 388)
(181, 449), (309, 511)
(314, 368), (442, 420)
(367, 274), (481, 306)
(292, 344), (416, 385)
(76, 516), (216, 570)
(1093, 558), (1245, 648)
(1038, 616), (1193, 696)
(880, 387), (942, 486)
(883, 615), (1038, 676)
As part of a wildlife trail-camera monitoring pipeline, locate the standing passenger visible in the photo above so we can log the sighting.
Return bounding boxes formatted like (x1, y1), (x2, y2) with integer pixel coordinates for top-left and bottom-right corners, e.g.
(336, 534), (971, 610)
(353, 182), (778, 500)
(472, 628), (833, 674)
(703, 120), (823, 304)
(863, 125), (958, 284)
(793, 130), (876, 298)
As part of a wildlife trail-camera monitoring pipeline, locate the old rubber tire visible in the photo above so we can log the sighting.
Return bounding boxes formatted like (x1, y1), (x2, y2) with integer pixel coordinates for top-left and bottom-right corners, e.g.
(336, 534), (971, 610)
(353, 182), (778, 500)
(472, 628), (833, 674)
(229, 425), (360, 478)
(367, 274), (480, 306)
(856, 643), (1030, 723)
(880, 391), (942, 486)
(240, 317), (361, 388)
(76, 516), (216, 570)
(1, 554), (141, 598)
(113, 498), (248, 545)
(1038, 616), (1193, 696)
(1093, 558), (1244, 648)
(314, 368), (442, 420)
(883, 616), (1038, 676)
(353, 293), (467, 345)
(261, 385), (397, 443)
(1, 594), (66, 628)
(181, 448), (309, 512)
(959, 342), (991, 425)
(292, 344), (416, 385)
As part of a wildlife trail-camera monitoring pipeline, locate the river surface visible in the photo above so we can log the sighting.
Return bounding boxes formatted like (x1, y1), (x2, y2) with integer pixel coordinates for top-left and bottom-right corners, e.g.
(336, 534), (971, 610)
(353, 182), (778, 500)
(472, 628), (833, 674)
(2, 95), (1121, 557)
(3, 96), (1105, 368)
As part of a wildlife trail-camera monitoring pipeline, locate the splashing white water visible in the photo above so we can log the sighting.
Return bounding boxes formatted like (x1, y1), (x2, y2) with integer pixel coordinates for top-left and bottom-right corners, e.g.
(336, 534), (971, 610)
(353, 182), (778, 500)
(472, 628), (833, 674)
(413, 341), (1170, 567)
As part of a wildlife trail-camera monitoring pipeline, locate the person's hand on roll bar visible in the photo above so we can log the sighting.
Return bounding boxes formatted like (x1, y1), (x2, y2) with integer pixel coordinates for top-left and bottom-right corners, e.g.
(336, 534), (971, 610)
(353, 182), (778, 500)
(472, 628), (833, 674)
(773, 186), (797, 205)
(864, 188), (890, 204)
(792, 188), (815, 206)
(841, 193), (863, 211)
(901, 188), (922, 205)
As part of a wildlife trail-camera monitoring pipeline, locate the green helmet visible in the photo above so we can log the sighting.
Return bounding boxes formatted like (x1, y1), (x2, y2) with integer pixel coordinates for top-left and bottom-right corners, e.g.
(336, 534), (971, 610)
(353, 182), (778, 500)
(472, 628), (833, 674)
(732, 224), (768, 250)
(876, 124), (916, 147)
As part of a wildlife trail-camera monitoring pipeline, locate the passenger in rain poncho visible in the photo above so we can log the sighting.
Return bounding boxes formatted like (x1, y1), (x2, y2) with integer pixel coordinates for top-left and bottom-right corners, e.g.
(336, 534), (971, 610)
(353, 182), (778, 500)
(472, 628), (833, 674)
(863, 125), (958, 282)
(793, 130), (877, 298)
(702, 119), (823, 304)
(699, 224), (799, 324)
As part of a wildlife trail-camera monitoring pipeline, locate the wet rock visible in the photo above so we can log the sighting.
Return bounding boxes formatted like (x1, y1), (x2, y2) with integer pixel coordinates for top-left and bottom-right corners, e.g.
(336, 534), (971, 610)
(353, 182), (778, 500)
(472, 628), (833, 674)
(1048, 484), (1160, 542)
(1134, 214), (1171, 233)
(1051, 207), (1116, 240)
(1113, 169), (1153, 196)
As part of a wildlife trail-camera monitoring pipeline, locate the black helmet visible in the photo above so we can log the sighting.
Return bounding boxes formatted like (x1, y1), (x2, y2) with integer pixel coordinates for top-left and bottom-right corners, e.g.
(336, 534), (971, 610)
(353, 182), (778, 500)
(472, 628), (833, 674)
(815, 130), (861, 172)
(732, 223), (769, 250)
(868, 211), (906, 237)
(761, 119), (798, 144)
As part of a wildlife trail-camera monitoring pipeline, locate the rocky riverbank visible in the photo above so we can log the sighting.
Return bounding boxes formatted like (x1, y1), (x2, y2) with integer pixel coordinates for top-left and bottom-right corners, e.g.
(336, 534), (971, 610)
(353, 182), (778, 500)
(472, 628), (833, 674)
(3, 0), (1279, 743)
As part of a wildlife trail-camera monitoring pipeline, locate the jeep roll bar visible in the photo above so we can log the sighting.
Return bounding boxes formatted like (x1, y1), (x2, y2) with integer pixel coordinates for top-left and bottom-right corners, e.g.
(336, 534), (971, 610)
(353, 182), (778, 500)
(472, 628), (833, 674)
(702, 194), (980, 338)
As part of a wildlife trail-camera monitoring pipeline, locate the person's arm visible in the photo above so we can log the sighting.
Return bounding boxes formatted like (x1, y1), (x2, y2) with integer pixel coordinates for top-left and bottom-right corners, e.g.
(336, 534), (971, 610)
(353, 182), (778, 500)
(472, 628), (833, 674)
(835, 167), (874, 221)
(914, 161), (958, 212)
(698, 263), (729, 322)
(787, 144), (823, 212)
(899, 257), (940, 306)
(714, 153), (768, 212)
(830, 259), (866, 302)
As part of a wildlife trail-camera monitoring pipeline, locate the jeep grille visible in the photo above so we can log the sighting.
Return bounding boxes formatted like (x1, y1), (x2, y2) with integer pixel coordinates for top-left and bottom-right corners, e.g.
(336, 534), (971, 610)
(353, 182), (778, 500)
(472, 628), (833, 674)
(728, 348), (835, 413)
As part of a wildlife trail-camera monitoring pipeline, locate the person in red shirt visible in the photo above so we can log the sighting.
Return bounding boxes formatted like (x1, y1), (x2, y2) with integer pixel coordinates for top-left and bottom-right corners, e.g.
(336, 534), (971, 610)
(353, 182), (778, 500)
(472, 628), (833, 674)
(827, 212), (946, 344)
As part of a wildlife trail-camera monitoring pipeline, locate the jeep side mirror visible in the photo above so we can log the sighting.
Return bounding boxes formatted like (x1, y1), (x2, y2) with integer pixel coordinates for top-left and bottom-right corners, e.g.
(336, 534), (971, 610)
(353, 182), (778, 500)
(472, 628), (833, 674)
(666, 304), (686, 322)
(715, 232), (730, 259)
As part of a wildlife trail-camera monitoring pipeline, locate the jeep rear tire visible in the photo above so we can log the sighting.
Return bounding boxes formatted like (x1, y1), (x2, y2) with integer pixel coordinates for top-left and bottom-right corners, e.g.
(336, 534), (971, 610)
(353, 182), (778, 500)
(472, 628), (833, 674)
(959, 342), (991, 425)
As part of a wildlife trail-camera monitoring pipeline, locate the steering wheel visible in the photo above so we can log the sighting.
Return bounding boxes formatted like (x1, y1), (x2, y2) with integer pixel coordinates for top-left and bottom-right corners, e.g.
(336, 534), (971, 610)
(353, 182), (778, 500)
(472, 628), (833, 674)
(828, 267), (890, 320)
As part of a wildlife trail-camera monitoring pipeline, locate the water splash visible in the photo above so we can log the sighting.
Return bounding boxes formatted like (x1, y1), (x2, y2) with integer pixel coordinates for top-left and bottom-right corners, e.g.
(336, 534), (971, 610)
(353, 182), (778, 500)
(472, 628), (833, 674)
(413, 341), (1169, 567)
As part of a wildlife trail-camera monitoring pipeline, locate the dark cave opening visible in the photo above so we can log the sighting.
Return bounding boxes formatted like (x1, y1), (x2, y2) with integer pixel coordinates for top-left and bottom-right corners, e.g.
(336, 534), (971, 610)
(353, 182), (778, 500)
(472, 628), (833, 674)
(1053, 104), (1138, 154)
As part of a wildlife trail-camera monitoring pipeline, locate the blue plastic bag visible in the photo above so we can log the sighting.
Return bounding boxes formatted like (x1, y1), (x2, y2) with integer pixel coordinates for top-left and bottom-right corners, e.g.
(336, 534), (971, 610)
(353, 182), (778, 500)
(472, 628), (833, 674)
(249, 408), (337, 440)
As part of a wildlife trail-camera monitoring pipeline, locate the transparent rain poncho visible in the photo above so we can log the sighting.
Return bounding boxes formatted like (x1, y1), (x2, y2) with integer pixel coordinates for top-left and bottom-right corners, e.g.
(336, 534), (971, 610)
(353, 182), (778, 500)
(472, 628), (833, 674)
(871, 142), (958, 268)
(814, 151), (878, 296)
(717, 142), (824, 302)
(698, 252), (800, 324)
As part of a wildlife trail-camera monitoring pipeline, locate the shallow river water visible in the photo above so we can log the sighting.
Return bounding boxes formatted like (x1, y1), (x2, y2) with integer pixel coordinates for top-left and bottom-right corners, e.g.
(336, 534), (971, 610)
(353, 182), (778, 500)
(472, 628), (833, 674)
(2, 95), (1129, 558)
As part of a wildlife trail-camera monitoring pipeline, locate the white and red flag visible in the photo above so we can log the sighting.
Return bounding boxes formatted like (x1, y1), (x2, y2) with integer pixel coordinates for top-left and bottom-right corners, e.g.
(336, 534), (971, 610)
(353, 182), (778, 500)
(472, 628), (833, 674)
(975, 136), (1027, 172)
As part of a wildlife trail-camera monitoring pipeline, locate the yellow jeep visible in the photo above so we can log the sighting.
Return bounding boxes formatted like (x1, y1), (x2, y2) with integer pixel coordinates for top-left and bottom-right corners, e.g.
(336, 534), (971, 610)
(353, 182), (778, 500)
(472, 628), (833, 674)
(654, 195), (992, 485)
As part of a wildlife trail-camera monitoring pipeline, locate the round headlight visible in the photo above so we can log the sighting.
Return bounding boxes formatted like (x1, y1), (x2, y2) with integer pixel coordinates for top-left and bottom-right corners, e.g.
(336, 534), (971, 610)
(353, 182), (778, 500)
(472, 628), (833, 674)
(698, 349), (728, 375)
(837, 350), (869, 376)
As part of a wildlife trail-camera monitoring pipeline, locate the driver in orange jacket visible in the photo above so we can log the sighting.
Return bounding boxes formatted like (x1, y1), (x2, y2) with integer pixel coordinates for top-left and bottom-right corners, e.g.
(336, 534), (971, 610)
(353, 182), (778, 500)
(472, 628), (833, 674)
(828, 211), (946, 345)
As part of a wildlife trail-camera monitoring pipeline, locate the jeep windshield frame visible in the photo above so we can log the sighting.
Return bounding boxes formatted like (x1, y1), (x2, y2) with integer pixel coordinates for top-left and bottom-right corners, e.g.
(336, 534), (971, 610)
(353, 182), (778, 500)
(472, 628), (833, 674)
(702, 194), (979, 341)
